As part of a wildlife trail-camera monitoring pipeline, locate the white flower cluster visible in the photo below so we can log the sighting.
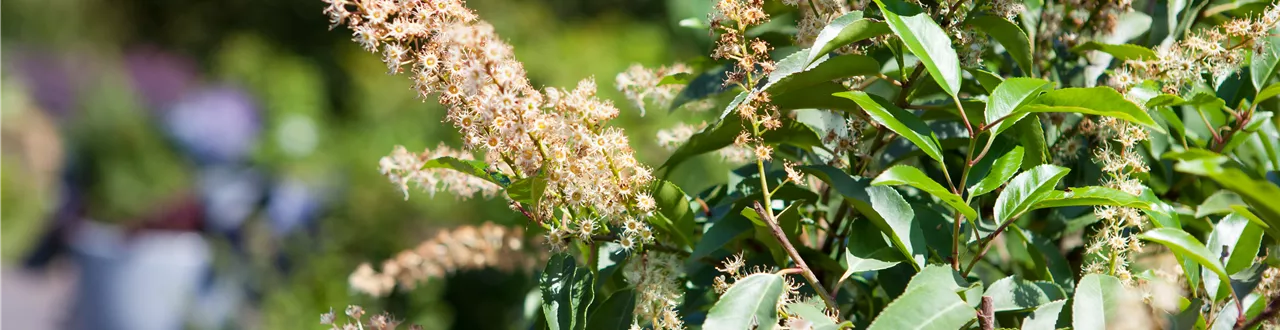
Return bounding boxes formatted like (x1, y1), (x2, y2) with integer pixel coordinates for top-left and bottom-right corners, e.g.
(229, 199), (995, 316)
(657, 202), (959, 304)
(379, 144), (500, 200)
(625, 252), (686, 330)
(324, 0), (659, 248)
(348, 222), (533, 297)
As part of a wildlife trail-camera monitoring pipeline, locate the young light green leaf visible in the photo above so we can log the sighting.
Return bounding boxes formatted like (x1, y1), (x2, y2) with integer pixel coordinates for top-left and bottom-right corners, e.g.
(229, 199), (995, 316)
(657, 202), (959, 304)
(540, 254), (595, 330)
(867, 286), (975, 330)
(968, 146), (1024, 197)
(994, 165), (1070, 224)
(1020, 87), (1162, 132)
(802, 165), (926, 269)
(704, 273), (786, 330)
(965, 16), (1035, 75)
(653, 180), (696, 248)
(1196, 191), (1245, 218)
(1030, 186), (1152, 211)
(985, 78), (1053, 136)
(1070, 41), (1158, 61)
(1021, 300), (1066, 330)
(834, 91), (944, 162)
(873, 0), (962, 97)
(808, 11), (892, 65)
(872, 165), (976, 219)
(1072, 274), (1125, 330)
(1257, 83), (1280, 102)
(422, 156), (510, 186)
(1138, 228), (1229, 284)
(984, 276), (1052, 312)
(967, 68), (1004, 94)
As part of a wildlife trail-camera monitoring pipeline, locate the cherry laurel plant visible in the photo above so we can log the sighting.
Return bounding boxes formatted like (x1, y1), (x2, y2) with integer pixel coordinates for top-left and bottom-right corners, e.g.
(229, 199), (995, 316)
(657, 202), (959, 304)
(319, 0), (1280, 329)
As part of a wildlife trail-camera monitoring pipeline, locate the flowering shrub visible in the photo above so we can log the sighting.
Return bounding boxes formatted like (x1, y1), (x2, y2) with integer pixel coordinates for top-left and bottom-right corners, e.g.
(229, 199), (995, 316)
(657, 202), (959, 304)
(319, 0), (1280, 329)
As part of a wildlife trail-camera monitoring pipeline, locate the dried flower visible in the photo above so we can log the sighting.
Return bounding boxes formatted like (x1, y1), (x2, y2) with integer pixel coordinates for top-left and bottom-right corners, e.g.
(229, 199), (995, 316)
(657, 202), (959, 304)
(348, 222), (534, 296)
(615, 63), (692, 116)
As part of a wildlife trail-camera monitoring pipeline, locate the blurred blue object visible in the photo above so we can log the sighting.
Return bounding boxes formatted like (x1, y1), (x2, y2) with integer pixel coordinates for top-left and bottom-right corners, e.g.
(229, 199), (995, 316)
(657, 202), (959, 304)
(164, 86), (261, 166)
(266, 177), (325, 237)
(198, 165), (264, 234)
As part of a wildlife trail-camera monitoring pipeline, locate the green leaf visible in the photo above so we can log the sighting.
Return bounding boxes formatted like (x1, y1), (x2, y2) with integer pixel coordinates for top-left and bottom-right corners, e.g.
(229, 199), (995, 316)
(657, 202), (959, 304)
(802, 165), (925, 269)
(1257, 83), (1280, 102)
(659, 104), (821, 170)
(423, 156), (509, 186)
(904, 264), (967, 293)
(967, 68), (1004, 94)
(1217, 213), (1264, 275)
(704, 273), (786, 330)
(807, 11), (892, 65)
(985, 78), (1053, 136)
(1138, 228), (1230, 286)
(1251, 26), (1280, 92)
(506, 173), (548, 205)
(1008, 226), (1075, 293)
(1070, 41), (1158, 61)
(658, 72), (693, 86)
(984, 276), (1052, 312)
(1072, 274), (1125, 329)
(1173, 152), (1280, 238)
(1029, 186), (1152, 211)
(968, 146), (1024, 197)
(689, 213), (752, 262)
(993, 165), (1070, 224)
(841, 247), (902, 282)
(586, 290), (635, 330)
(834, 91), (944, 162)
(872, 165), (975, 219)
(540, 254), (595, 330)
(965, 16), (1035, 75)
(1020, 87), (1163, 132)
(786, 301), (840, 330)
(873, 0), (963, 97)
(1196, 191), (1245, 218)
(768, 54), (882, 95)
(1021, 300), (1066, 330)
(1008, 115), (1048, 169)
(867, 286), (975, 330)
(653, 180), (696, 248)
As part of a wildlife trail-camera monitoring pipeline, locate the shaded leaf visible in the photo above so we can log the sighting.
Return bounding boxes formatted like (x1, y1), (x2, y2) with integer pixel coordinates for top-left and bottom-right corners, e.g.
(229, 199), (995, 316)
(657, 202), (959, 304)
(1021, 300), (1066, 330)
(984, 275), (1052, 312)
(541, 254), (595, 330)
(966, 16), (1035, 75)
(586, 290), (635, 330)
(968, 146), (1025, 197)
(808, 11), (892, 65)
(653, 180), (696, 248)
(994, 165), (1070, 224)
(1139, 228), (1229, 286)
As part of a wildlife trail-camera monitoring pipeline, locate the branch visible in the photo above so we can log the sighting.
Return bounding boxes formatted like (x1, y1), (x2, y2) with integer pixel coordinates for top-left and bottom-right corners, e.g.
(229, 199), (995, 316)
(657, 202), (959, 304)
(978, 296), (995, 330)
(755, 201), (841, 312)
(1237, 292), (1280, 330)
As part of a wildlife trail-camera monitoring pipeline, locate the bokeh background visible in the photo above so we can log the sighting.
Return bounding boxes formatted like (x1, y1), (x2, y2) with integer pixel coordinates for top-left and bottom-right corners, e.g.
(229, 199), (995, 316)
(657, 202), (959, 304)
(0, 0), (736, 328)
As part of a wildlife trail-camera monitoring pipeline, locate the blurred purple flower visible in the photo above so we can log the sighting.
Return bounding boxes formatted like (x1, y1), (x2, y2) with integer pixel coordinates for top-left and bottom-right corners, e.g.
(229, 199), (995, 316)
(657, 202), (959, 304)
(124, 47), (198, 110)
(8, 48), (96, 118)
(164, 86), (261, 165)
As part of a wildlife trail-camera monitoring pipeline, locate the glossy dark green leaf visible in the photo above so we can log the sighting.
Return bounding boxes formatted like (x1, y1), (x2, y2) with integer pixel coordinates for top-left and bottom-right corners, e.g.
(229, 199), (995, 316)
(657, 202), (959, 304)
(968, 146), (1024, 197)
(586, 290), (635, 330)
(872, 165), (976, 219)
(986, 78), (1053, 136)
(689, 214), (753, 262)
(768, 54), (882, 95)
(704, 273), (786, 330)
(1173, 152), (1280, 238)
(874, 0), (962, 97)
(1030, 186), (1152, 211)
(1009, 115), (1048, 169)
(540, 254), (595, 330)
(801, 165), (925, 269)
(1072, 274), (1125, 329)
(807, 11), (892, 65)
(967, 68), (1004, 94)
(965, 16), (1035, 75)
(1020, 87), (1162, 132)
(834, 91), (944, 162)
(506, 173), (547, 205)
(994, 165), (1070, 224)
(1070, 41), (1158, 61)
(659, 103), (822, 170)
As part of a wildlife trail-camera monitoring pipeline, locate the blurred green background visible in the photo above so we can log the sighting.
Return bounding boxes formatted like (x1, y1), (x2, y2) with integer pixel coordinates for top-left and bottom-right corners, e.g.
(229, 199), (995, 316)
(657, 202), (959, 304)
(0, 0), (737, 328)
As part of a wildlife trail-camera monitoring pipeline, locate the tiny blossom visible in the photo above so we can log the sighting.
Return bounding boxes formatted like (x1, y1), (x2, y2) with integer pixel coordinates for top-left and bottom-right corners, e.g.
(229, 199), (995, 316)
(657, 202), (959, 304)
(625, 252), (686, 330)
(615, 63), (692, 116)
(755, 144), (773, 161)
(379, 144), (501, 200)
(348, 222), (535, 296)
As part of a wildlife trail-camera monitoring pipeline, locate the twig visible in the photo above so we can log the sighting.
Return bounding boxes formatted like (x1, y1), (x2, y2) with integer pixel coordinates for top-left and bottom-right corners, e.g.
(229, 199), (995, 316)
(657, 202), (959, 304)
(755, 201), (841, 312)
(978, 296), (995, 330)
(1237, 292), (1280, 329)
